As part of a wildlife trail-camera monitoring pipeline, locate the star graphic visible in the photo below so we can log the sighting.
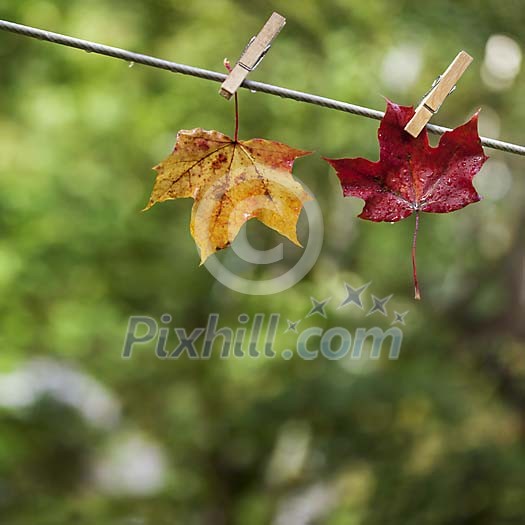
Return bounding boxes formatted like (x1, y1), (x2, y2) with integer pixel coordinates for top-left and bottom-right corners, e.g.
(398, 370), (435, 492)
(338, 282), (371, 309)
(284, 319), (301, 333)
(306, 296), (331, 318)
(367, 294), (392, 316)
(391, 311), (409, 326)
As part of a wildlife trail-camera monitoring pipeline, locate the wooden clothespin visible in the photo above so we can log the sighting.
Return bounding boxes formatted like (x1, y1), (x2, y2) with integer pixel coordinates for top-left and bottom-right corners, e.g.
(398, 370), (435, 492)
(219, 12), (286, 100)
(404, 51), (473, 137)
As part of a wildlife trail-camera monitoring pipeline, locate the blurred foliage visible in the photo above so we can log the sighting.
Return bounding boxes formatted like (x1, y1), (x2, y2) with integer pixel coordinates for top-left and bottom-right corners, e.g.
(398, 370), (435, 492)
(0, 0), (524, 524)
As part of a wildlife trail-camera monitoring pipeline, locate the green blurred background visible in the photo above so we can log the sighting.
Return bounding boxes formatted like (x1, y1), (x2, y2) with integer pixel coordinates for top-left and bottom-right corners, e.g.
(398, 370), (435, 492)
(0, 0), (524, 523)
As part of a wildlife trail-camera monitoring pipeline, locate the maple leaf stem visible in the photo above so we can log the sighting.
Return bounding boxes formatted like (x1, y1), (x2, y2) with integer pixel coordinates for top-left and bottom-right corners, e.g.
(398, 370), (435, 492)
(234, 91), (239, 142)
(412, 210), (421, 300)
(224, 59), (240, 142)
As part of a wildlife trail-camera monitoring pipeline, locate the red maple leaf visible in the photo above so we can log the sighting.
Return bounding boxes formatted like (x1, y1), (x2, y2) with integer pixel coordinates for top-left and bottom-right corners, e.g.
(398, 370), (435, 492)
(325, 100), (488, 299)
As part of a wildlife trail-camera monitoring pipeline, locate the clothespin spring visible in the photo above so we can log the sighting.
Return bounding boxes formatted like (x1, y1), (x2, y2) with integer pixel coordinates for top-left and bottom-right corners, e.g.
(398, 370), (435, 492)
(238, 38), (271, 72)
(419, 75), (457, 114)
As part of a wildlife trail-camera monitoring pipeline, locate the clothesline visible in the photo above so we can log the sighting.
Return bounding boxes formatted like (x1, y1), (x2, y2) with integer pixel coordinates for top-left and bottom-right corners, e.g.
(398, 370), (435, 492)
(0, 18), (524, 157)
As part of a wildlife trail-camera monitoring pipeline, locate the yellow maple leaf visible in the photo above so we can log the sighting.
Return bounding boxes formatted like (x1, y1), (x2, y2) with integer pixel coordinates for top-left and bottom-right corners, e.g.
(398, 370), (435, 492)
(145, 129), (312, 262)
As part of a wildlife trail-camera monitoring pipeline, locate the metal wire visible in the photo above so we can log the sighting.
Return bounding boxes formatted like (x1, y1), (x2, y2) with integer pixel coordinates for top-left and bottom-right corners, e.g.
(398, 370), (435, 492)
(0, 18), (524, 157)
